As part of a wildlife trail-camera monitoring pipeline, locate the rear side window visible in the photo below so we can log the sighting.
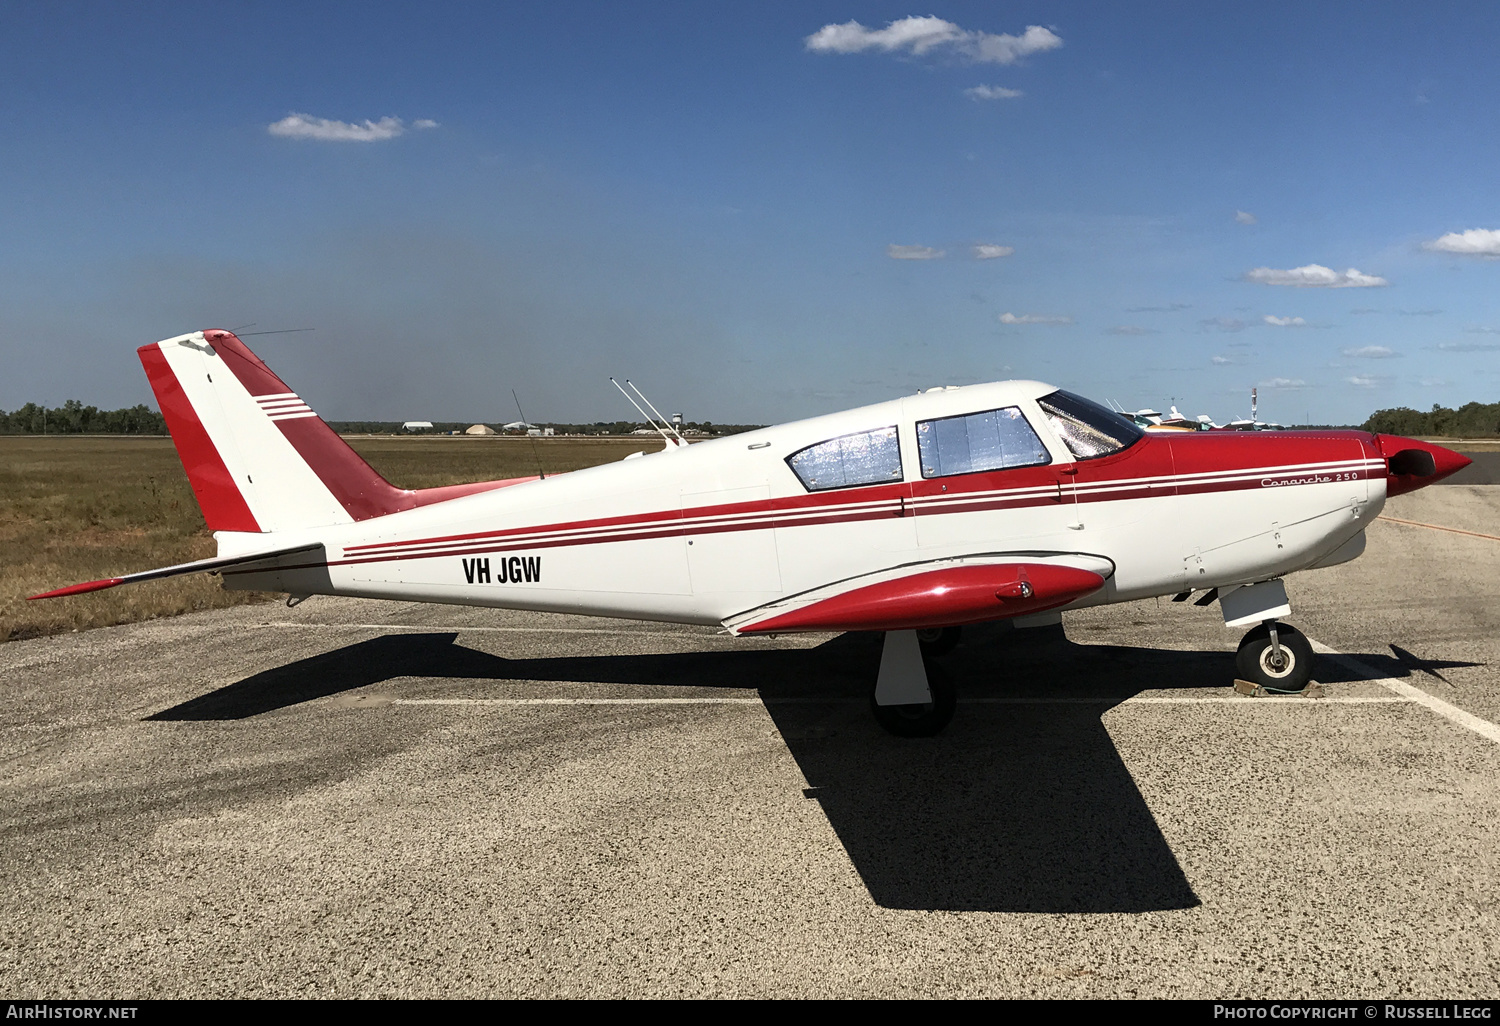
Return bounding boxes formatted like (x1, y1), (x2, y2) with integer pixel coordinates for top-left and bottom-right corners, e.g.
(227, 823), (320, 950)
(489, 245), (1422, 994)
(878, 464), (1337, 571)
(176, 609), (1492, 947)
(1037, 389), (1144, 460)
(787, 426), (902, 491)
(916, 406), (1050, 479)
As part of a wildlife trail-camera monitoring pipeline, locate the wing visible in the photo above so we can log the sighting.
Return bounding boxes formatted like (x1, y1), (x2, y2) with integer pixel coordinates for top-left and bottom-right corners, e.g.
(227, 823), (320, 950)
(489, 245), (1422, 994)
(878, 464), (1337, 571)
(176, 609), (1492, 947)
(724, 554), (1113, 635)
(27, 543), (325, 600)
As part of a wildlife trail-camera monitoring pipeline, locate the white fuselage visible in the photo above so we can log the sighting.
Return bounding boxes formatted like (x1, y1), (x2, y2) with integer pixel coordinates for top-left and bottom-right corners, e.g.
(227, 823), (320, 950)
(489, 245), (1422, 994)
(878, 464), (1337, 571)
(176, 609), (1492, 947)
(222, 381), (1387, 630)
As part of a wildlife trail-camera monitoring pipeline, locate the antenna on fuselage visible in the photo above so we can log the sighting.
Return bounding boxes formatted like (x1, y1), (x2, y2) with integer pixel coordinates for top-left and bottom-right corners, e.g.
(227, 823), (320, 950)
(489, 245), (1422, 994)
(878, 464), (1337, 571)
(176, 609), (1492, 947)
(512, 389), (545, 480)
(610, 378), (678, 446)
(626, 380), (684, 444)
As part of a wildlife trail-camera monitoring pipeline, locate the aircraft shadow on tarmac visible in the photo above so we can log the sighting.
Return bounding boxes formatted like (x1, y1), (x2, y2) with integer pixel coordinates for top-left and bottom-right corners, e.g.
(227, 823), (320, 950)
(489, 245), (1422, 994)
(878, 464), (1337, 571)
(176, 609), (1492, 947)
(146, 624), (1479, 915)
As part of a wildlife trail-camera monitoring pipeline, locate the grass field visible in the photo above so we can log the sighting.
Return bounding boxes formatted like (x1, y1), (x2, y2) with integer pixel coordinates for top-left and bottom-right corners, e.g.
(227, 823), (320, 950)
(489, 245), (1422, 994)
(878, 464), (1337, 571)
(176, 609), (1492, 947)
(0, 435), (652, 642)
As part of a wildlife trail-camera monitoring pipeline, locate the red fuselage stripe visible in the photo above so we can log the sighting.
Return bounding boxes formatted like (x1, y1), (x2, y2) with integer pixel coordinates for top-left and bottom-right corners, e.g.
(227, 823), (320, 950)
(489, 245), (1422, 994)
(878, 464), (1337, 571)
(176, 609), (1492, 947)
(337, 458), (1384, 562)
(222, 455), (1386, 581)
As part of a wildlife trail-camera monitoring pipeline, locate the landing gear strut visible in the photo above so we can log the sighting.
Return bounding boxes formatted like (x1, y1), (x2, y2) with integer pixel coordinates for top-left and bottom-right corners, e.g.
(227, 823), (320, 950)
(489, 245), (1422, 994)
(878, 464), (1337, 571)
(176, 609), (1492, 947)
(1236, 621), (1314, 694)
(915, 625), (962, 657)
(871, 629), (957, 737)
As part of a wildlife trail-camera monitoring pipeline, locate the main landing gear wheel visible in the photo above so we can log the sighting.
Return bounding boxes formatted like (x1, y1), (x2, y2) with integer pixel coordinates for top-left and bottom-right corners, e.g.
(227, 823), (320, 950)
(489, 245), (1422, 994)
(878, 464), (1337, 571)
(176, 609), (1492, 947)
(916, 625), (963, 657)
(871, 664), (957, 738)
(1236, 621), (1315, 694)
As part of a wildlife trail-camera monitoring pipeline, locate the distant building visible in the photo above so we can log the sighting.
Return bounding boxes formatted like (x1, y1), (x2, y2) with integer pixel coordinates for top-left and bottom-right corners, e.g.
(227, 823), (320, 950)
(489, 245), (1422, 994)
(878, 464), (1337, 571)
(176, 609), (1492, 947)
(401, 421), (434, 432)
(465, 424), (497, 435)
(502, 420), (534, 432)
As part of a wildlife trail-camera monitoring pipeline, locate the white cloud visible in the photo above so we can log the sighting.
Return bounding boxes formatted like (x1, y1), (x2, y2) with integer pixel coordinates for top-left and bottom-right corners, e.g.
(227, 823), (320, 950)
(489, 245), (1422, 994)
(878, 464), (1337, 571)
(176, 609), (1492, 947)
(1263, 315), (1306, 327)
(267, 113), (421, 142)
(1105, 325), (1156, 336)
(999, 312), (1072, 325)
(1235, 210), (1257, 225)
(1201, 317), (1248, 333)
(1211, 355), (1234, 365)
(1433, 341), (1500, 352)
(1260, 377), (1307, 389)
(1128, 302), (1190, 312)
(1466, 326), (1500, 334)
(1243, 264), (1389, 288)
(971, 244), (1014, 260)
(805, 17), (1062, 64)
(1422, 228), (1500, 257)
(413, 119), (440, 130)
(887, 244), (944, 260)
(1342, 345), (1399, 359)
(965, 85), (1024, 100)
(1347, 375), (1390, 388)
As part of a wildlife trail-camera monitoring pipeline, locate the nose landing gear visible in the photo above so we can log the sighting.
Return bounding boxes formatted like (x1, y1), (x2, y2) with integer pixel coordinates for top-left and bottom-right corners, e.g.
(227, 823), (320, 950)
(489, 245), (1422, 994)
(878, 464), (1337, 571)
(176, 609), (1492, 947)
(1236, 621), (1314, 694)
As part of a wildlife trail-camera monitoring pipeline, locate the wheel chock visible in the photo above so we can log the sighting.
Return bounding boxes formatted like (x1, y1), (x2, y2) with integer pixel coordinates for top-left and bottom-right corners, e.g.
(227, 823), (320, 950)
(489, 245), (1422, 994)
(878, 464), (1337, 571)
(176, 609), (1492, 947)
(1232, 679), (1325, 698)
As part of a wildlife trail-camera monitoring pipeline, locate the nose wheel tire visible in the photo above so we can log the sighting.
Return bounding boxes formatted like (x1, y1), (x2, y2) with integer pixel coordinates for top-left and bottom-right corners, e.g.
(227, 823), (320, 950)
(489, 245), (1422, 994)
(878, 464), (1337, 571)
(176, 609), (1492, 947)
(1236, 622), (1314, 694)
(871, 664), (957, 737)
(915, 625), (963, 657)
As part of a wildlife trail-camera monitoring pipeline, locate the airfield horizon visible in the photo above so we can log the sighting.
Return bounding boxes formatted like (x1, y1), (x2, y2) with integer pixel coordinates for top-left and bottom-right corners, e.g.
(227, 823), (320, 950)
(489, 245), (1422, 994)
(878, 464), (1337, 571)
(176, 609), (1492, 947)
(5, 435), (1498, 643)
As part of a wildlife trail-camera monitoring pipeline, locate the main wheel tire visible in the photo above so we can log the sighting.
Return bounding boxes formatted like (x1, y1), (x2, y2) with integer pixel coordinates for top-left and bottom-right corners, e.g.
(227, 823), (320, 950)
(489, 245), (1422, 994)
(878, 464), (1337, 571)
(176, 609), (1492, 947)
(871, 663), (957, 737)
(915, 625), (963, 657)
(1236, 622), (1314, 694)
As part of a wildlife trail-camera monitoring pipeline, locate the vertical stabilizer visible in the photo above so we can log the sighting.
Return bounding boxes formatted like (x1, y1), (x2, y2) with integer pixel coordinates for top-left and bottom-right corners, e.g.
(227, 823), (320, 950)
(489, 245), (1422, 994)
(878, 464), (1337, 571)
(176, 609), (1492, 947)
(139, 329), (410, 532)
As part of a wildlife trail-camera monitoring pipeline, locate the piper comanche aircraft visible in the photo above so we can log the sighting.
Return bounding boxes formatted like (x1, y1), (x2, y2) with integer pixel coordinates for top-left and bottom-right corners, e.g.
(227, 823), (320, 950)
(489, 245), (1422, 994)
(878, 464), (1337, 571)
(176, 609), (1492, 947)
(32, 330), (1471, 735)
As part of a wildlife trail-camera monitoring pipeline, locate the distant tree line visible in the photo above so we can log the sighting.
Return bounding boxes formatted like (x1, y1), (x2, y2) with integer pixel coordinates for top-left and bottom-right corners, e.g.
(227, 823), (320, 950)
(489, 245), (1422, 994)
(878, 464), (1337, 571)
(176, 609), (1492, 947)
(0, 401), (165, 434)
(9, 397), (1494, 439)
(329, 420), (765, 436)
(1363, 402), (1500, 438)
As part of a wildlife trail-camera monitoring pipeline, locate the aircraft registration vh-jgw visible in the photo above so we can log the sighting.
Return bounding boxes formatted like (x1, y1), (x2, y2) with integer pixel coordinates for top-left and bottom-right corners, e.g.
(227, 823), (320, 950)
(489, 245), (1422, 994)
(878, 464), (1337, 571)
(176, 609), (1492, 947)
(32, 330), (1471, 735)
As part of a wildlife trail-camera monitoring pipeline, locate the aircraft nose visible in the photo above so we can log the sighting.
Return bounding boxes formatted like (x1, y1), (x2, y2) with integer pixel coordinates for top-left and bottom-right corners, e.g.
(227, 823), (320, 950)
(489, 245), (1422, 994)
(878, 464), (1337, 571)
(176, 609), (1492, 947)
(1375, 435), (1472, 496)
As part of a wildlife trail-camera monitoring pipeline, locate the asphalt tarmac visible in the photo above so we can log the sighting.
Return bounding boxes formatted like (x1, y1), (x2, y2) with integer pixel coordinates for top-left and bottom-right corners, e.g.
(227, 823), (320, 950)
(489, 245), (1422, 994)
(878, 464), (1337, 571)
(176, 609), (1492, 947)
(2, 485), (1498, 999)
(1438, 451), (1500, 486)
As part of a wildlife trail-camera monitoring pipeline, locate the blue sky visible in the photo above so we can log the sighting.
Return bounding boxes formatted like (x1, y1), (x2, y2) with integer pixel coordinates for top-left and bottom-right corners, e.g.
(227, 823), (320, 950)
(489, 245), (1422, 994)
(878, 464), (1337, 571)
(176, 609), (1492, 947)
(2, 2), (1498, 426)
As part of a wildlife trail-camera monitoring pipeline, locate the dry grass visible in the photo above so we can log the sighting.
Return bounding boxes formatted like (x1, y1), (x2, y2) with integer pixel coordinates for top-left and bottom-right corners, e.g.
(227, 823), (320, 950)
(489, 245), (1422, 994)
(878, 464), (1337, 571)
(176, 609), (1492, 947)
(1, 435), (651, 642)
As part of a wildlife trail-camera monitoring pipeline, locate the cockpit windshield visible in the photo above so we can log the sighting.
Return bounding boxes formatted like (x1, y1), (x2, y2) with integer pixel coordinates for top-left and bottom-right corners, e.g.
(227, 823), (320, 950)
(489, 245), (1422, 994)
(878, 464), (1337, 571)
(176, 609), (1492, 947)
(1037, 390), (1144, 460)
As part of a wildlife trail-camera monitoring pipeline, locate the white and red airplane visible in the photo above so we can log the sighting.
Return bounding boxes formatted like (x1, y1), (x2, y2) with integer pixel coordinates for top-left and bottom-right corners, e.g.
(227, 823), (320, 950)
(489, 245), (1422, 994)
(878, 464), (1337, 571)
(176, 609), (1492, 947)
(33, 330), (1471, 735)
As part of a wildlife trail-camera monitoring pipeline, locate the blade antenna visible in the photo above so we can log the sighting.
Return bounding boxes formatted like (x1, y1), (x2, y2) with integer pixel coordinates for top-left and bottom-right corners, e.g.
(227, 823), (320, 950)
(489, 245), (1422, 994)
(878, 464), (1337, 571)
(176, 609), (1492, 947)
(610, 377), (675, 444)
(625, 379), (684, 443)
(512, 389), (545, 480)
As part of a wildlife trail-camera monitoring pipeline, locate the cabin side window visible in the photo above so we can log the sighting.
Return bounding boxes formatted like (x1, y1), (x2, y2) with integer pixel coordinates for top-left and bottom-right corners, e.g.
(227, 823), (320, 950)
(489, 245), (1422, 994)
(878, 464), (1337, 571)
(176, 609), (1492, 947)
(915, 406), (1051, 479)
(786, 426), (902, 492)
(1037, 389), (1145, 460)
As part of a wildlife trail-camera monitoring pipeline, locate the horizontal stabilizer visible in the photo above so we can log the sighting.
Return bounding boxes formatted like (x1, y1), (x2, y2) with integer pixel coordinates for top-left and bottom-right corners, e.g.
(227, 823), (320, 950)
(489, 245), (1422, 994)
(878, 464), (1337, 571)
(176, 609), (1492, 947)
(28, 544), (325, 601)
(726, 554), (1112, 635)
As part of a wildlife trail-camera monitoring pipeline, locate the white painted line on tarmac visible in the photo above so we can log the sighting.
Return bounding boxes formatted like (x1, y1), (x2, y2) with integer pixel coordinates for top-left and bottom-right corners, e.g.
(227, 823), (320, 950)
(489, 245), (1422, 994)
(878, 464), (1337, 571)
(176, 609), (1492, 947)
(253, 622), (736, 638)
(388, 694), (1410, 707)
(978, 696), (1410, 705)
(1310, 639), (1500, 746)
(396, 697), (765, 706)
